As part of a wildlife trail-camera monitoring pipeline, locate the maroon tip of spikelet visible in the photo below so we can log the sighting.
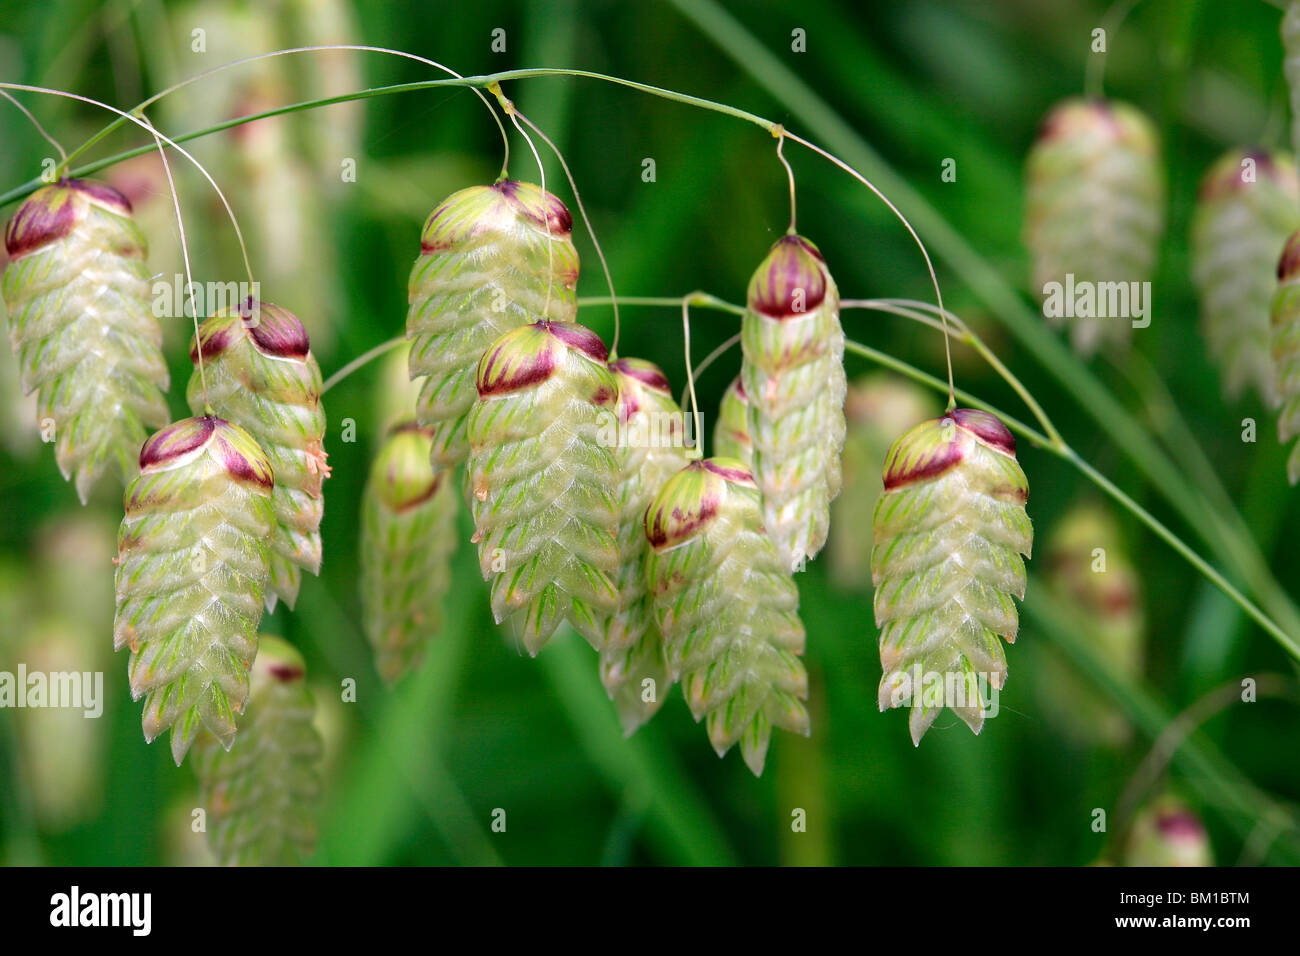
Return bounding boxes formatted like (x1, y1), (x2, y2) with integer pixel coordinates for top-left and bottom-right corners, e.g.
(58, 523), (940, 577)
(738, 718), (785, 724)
(476, 323), (559, 397)
(138, 416), (273, 488)
(69, 179), (133, 214)
(702, 457), (756, 486)
(265, 662), (306, 683)
(882, 408), (1018, 491)
(644, 457), (754, 549)
(748, 234), (828, 319)
(190, 299), (310, 362)
(2, 180), (127, 258)
(952, 408), (1016, 455)
(1279, 231), (1300, 282)
(547, 320), (608, 363)
(1155, 807), (1206, 841)
(496, 180), (573, 236)
(611, 358), (670, 418)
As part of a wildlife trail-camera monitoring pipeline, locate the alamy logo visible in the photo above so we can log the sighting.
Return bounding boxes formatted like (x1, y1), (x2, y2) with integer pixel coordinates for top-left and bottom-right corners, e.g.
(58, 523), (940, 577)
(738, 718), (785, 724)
(50, 886), (151, 936)
(151, 274), (261, 320)
(0, 665), (103, 717)
(1041, 273), (1151, 328)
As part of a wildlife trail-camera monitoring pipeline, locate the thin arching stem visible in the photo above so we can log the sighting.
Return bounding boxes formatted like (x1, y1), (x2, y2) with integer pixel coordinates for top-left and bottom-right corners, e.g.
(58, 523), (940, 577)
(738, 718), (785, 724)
(1112, 674), (1300, 849)
(139, 112), (206, 410)
(0, 90), (67, 165)
(56, 44), (511, 182)
(500, 100), (557, 325)
(321, 335), (408, 395)
(1084, 0), (1143, 100)
(681, 298), (703, 459)
(0, 83), (256, 288)
(511, 104), (623, 357)
(844, 297), (1065, 448)
(782, 130), (956, 410)
(682, 332), (743, 413)
(775, 126), (797, 233)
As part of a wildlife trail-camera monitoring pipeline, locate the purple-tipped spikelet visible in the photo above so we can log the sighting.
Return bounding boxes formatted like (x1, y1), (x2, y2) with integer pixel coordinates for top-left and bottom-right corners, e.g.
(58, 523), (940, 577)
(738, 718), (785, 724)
(1123, 795), (1213, 867)
(1, 179), (169, 502)
(596, 358), (690, 734)
(407, 181), (579, 467)
(1271, 231), (1300, 484)
(740, 234), (846, 570)
(114, 416), (274, 764)
(466, 320), (622, 654)
(712, 375), (754, 467)
(1192, 148), (1300, 404)
(871, 409), (1032, 745)
(188, 299), (329, 610)
(644, 458), (808, 776)
(360, 423), (458, 683)
(1024, 99), (1164, 357)
(192, 635), (324, 866)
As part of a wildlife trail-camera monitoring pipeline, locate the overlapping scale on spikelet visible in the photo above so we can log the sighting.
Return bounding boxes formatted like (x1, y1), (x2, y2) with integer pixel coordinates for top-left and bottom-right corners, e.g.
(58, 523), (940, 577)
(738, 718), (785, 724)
(1191, 148), (1300, 404)
(407, 181), (579, 466)
(1024, 98), (1164, 357)
(192, 636), (323, 866)
(740, 234), (846, 570)
(360, 423), (457, 683)
(113, 416), (274, 764)
(1269, 232), (1300, 484)
(1, 180), (169, 501)
(466, 320), (621, 654)
(712, 375), (754, 466)
(188, 300), (329, 610)
(829, 374), (939, 591)
(596, 358), (690, 734)
(871, 409), (1032, 745)
(644, 458), (808, 775)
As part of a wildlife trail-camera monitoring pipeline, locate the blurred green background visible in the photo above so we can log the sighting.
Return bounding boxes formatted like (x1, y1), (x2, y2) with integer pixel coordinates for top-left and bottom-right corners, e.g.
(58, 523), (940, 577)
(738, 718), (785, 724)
(1, 0), (1299, 866)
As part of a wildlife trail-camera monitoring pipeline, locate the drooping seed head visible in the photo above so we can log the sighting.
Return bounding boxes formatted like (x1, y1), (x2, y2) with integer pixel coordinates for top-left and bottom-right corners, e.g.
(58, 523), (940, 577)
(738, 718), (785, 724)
(369, 422), (444, 511)
(476, 320), (612, 401)
(644, 457), (755, 550)
(4, 179), (135, 260)
(747, 233), (829, 319)
(135, 415), (273, 491)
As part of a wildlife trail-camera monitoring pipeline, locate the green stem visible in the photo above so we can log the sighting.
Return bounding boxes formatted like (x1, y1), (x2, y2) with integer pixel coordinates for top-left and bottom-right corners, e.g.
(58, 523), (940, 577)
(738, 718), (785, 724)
(321, 335), (407, 395)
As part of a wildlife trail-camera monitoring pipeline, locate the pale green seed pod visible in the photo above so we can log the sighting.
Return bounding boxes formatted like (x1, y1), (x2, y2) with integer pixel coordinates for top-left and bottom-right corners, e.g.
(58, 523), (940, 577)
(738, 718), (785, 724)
(829, 374), (940, 591)
(1123, 795), (1213, 867)
(407, 181), (579, 467)
(114, 416), (274, 765)
(872, 409), (1033, 746)
(597, 358), (691, 734)
(740, 234), (846, 570)
(466, 320), (621, 655)
(1, 180), (169, 502)
(192, 635), (324, 866)
(1271, 232), (1300, 483)
(712, 375), (753, 466)
(1024, 98), (1164, 357)
(1191, 148), (1300, 405)
(644, 458), (809, 776)
(1038, 501), (1143, 747)
(360, 422), (458, 683)
(187, 299), (329, 611)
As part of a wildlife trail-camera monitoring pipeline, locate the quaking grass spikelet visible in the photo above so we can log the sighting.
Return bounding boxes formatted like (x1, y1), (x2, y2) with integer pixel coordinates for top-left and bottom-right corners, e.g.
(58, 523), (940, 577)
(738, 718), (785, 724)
(466, 320), (621, 654)
(1191, 148), (1300, 404)
(114, 416), (274, 765)
(1, 180), (169, 502)
(1123, 795), (1213, 867)
(740, 234), (846, 570)
(645, 458), (808, 775)
(188, 299), (329, 610)
(1271, 231), (1300, 484)
(407, 181), (579, 466)
(192, 635), (324, 866)
(360, 422), (457, 683)
(872, 409), (1032, 745)
(597, 358), (690, 734)
(1024, 98), (1164, 357)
